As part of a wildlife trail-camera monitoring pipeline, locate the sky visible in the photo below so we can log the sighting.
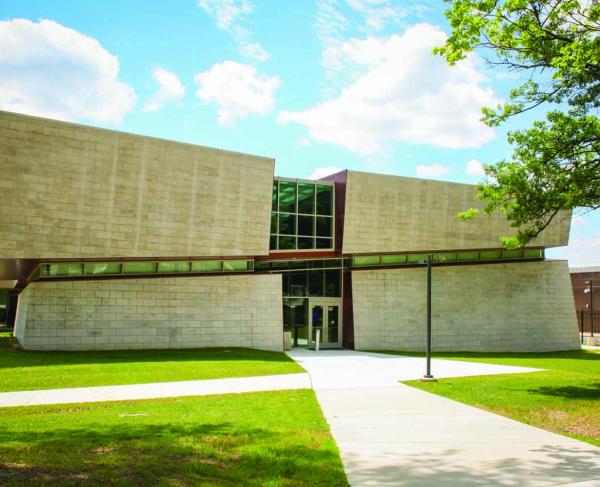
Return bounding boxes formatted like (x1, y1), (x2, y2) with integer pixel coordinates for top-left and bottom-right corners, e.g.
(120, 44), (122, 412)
(0, 0), (598, 267)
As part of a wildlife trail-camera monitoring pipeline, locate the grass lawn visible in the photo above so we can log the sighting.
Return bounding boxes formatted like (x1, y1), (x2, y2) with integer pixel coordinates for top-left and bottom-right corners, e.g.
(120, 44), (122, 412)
(0, 389), (347, 486)
(384, 349), (600, 447)
(0, 337), (304, 392)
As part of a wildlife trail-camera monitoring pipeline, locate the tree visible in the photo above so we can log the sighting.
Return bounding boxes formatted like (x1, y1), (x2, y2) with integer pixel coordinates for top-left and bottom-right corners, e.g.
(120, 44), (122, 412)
(435, 0), (600, 248)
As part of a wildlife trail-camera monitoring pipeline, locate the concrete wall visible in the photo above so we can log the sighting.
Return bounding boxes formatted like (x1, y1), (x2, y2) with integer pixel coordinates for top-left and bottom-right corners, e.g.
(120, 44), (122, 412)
(14, 274), (283, 351)
(342, 171), (570, 254)
(352, 260), (580, 352)
(0, 111), (273, 259)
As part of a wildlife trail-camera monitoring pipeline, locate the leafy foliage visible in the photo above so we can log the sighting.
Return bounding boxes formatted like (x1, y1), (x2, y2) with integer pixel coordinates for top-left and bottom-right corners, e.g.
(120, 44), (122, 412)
(435, 0), (600, 247)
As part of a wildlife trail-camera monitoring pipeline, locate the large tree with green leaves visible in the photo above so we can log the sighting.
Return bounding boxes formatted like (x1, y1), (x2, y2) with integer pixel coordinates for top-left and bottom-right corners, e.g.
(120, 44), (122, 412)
(435, 0), (600, 248)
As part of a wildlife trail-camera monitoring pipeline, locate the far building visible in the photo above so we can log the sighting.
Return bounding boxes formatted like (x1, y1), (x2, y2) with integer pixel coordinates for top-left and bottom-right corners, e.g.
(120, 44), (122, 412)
(0, 111), (581, 352)
(570, 267), (600, 336)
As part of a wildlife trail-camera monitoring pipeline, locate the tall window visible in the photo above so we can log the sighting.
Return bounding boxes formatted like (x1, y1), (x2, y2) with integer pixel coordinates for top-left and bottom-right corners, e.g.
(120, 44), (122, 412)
(271, 179), (334, 251)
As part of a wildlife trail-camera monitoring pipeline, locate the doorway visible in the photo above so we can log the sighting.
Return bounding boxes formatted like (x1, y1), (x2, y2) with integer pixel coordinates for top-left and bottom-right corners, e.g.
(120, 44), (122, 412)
(308, 299), (342, 349)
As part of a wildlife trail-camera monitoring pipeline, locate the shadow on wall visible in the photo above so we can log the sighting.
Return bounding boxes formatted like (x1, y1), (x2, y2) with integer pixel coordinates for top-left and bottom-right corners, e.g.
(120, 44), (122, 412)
(343, 445), (600, 486)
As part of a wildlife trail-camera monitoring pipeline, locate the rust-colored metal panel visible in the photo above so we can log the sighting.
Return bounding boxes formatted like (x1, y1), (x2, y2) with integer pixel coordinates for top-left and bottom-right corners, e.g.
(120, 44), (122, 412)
(321, 170), (348, 255)
(0, 259), (39, 283)
(342, 269), (354, 349)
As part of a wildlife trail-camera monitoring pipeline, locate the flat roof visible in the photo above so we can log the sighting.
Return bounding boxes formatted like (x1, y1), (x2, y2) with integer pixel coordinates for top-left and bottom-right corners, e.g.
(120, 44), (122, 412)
(570, 266), (600, 274)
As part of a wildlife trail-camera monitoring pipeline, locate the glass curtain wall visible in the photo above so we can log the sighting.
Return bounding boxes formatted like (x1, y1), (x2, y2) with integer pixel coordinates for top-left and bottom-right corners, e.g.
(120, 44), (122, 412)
(271, 179), (334, 251)
(281, 268), (342, 346)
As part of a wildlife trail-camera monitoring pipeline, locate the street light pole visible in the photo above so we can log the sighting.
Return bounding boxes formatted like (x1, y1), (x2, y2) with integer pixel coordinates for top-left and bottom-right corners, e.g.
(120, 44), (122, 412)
(585, 280), (594, 336)
(421, 254), (436, 381)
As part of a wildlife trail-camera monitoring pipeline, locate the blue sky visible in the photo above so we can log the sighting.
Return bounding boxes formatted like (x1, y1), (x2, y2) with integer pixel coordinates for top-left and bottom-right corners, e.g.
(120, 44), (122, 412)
(0, 0), (598, 266)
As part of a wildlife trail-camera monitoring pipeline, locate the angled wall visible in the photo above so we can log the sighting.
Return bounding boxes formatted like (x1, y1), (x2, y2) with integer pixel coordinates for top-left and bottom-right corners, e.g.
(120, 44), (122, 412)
(14, 274), (283, 351)
(342, 171), (570, 254)
(0, 111), (274, 259)
(352, 260), (580, 352)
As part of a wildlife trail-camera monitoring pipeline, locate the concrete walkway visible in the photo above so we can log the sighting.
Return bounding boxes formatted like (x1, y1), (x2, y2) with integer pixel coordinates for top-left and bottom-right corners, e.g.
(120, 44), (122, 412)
(288, 349), (600, 487)
(0, 373), (311, 408)
(0, 349), (539, 408)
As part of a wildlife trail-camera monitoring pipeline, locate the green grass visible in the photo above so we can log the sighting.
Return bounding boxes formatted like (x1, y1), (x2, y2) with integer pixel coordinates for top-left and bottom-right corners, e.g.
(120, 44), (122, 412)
(0, 389), (347, 486)
(0, 337), (304, 392)
(379, 350), (600, 447)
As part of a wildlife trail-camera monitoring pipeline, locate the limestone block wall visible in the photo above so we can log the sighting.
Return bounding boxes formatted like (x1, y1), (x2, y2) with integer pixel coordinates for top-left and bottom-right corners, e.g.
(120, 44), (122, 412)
(352, 260), (579, 352)
(0, 111), (273, 258)
(342, 171), (570, 254)
(14, 274), (283, 351)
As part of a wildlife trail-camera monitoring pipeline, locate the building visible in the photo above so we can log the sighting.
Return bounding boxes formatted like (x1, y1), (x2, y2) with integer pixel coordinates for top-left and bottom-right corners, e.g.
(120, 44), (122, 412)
(570, 267), (600, 336)
(0, 111), (580, 352)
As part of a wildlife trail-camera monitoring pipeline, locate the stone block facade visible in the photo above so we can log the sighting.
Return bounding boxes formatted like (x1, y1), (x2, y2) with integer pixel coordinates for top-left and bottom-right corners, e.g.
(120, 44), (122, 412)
(342, 170), (570, 254)
(352, 260), (579, 352)
(14, 274), (283, 351)
(0, 111), (274, 258)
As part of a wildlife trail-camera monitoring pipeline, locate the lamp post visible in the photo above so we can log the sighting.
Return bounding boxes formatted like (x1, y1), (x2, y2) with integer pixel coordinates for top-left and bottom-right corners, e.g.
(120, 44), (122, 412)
(584, 280), (594, 336)
(421, 254), (436, 381)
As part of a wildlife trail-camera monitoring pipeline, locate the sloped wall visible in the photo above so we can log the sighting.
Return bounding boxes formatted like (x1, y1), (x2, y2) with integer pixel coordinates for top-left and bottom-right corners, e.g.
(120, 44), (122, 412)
(352, 260), (579, 352)
(15, 274), (283, 351)
(0, 111), (273, 258)
(342, 171), (570, 254)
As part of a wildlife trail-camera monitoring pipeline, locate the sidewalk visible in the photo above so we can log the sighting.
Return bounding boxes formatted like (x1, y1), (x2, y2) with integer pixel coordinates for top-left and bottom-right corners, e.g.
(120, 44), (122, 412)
(2, 349), (599, 485)
(0, 372), (311, 408)
(0, 349), (536, 408)
(288, 349), (600, 487)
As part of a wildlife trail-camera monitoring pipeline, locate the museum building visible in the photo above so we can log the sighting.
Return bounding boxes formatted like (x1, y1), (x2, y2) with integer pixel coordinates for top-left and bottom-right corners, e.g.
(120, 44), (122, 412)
(0, 111), (581, 352)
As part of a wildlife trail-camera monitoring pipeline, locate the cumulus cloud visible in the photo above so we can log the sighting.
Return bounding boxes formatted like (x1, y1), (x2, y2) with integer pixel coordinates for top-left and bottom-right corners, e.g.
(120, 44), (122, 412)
(466, 159), (486, 177)
(416, 163), (452, 179)
(308, 166), (343, 180)
(198, 0), (268, 61)
(277, 24), (498, 155)
(142, 68), (185, 112)
(194, 61), (280, 124)
(0, 18), (136, 123)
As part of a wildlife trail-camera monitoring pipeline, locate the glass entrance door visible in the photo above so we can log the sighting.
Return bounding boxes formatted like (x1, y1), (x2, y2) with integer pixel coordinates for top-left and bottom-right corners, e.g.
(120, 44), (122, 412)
(308, 299), (342, 349)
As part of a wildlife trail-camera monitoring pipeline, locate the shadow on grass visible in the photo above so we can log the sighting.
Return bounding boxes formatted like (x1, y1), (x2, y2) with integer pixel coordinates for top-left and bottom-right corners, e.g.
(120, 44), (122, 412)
(0, 338), (295, 370)
(372, 349), (600, 363)
(529, 382), (600, 400)
(0, 421), (346, 486)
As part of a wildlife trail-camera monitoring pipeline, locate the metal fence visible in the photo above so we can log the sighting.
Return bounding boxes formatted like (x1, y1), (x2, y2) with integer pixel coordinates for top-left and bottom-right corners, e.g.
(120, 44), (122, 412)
(576, 310), (600, 341)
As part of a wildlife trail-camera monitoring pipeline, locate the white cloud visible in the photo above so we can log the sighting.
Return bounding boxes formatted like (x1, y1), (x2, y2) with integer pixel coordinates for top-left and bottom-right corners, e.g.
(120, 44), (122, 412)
(278, 24), (498, 155)
(0, 18), (136, 124)
(198, 0), (252, 30)
(572, 236), (600, 250)
(572, 215), (587, 227)
(194, 61), (280, 124)
(308, 166), (343, 180)
(466, 159), (486, 177)
(142, 68), (185, 112)
(317, 0), (408, 45)
(547, 236), (600, 267)
(416, 163), (451, 179)
(239, 41), (268, 62)
(197, 0), (268, 61)
(316, 0), (429, 86)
